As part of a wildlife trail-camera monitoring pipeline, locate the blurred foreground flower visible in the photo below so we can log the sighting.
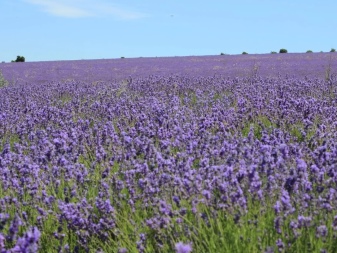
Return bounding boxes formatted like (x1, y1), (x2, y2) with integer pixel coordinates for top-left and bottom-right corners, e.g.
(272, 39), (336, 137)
(175, 242), (192, 253)
(118, 248), (128, 253)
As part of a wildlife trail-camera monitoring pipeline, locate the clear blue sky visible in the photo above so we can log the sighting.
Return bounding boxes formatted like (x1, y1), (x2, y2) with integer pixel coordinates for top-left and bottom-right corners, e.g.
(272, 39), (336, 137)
(1, 0), (336, 62)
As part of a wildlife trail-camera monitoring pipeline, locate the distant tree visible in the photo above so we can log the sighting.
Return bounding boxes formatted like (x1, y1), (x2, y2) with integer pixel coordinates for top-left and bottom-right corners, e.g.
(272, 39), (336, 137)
(12, 56), (25, 62)
(306, 50), (313, 53)
(120, 57), (125, 59)
(271, 51), (277, 54)
(331, 48), (336, 52)
(220, 52), (225, 55)
(242, 52), (248, 55)
(279, 49), (288, 53)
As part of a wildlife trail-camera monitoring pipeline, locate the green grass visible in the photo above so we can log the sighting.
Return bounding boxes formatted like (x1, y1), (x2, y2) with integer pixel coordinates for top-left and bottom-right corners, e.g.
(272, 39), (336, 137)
(241, 115), (275, 140)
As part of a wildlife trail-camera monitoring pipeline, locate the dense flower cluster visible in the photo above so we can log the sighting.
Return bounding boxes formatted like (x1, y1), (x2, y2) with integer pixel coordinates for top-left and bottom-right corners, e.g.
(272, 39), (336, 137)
(0, 55), (337, 252)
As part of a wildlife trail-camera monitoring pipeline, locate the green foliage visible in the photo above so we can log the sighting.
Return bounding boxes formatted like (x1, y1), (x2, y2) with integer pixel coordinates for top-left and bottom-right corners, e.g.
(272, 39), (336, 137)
(279, 49), (288, 53)
(242, 52), (248, 55)
(330, 48), (336, 53)
(271, 51), (277, 54)
(325, 54), (333, 82)
(0, 69), (8, 87)
(242, 115), (275, 140)
(220, 52), (225, 55)
(12, 55), (25, 62)
(306, 50), (313, 53)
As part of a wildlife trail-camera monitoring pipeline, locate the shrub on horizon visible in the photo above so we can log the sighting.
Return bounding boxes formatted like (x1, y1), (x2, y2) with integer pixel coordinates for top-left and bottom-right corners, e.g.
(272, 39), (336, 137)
(306, 50), (313, 53)
(279, 49), (288, 53)
(220, 52), (225, 55)
(271, 51), (277, 54)
(331, 48), (336, 52)
(242, 52), (248, 55)
(11, 55), (25, 62)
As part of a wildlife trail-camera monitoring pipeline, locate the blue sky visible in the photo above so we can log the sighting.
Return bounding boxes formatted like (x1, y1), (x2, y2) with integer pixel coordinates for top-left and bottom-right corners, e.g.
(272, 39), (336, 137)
(0, 0), (336, 62)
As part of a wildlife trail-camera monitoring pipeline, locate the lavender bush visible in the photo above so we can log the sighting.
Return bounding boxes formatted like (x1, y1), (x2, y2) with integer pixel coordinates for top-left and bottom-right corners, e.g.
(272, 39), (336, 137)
(0, 54), (337, 252)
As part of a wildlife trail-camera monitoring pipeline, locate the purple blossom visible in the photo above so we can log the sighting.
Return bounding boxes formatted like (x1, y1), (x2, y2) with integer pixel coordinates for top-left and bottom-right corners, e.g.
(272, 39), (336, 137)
(173, 196), (180, 206)
(296, 158), (307, 172)
(202, 190), (211, 200)
(175, 242), (192, 253)
(298, 215), (312, 228)
(276, 238), (284, 252)
(264, 247), (274, 253)
(159, 200), (172, 216)
(274, 217), (282, 234)
(118, 248), (128, 253)
(316, 225), (328, 238)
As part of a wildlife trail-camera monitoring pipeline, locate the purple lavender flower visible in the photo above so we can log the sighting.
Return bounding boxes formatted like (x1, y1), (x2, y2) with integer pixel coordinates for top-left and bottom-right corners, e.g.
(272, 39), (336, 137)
(159, 200), (171, 215)
(274, 201), (281, 215)
(0, 233), (5, 249)
(202, 190), (211, 200)
(118, 248), (128, 253)
(173, 196), (180, 207)
(175, 242), (192, 253)
(298, 215), (312, 228)
(264, 246), (274, 253)
(280, 190), (293, 213)
(276, 238), (284, 252)
(296, 158), (307, 172)
(316, 225), (328, 238)
(274, 217), (282, 234)
(12, 226), (41, 253)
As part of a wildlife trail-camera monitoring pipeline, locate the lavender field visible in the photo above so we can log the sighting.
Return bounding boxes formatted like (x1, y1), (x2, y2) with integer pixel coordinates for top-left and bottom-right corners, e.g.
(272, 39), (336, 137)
(0, 53), (337, 252)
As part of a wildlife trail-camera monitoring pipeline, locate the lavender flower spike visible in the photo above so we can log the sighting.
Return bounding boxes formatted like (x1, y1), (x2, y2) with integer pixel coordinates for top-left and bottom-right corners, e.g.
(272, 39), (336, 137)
(175, 242), (192, 253)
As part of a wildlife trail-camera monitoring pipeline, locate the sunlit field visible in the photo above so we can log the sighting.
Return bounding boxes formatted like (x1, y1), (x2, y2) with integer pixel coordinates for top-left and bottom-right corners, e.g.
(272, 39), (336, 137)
(1, 53), (337, 252)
